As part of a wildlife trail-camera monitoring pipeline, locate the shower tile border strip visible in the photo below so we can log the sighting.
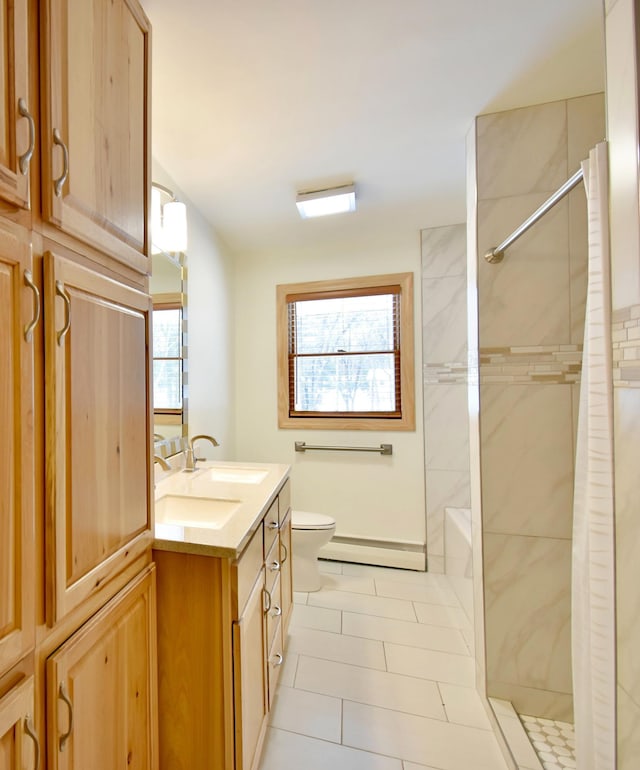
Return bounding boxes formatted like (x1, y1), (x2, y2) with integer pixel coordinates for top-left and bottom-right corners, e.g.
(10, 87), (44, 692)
(612, 303), (640, 386)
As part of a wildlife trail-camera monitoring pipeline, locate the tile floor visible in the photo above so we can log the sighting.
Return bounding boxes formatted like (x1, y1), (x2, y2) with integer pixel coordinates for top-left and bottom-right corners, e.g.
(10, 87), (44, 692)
(258, 560), (510, 770)
(520, 715), (576, 770)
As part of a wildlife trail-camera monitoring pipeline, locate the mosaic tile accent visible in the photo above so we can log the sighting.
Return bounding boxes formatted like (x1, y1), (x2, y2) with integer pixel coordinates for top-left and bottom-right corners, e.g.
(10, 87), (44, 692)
(479, 345), (582, 385)
(423, 362), (468, 384)
(520, 714), (576, 769)
(612, 303), (640, 386)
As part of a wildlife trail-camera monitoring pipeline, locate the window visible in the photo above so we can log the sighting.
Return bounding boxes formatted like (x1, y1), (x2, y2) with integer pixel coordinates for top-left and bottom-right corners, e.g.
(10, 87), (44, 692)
(277, 273), (415, 430)
(152, 299), (184, 419)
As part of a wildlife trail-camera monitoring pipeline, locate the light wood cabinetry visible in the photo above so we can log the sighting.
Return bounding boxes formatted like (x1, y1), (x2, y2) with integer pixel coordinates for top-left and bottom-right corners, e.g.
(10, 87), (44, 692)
(0, 676), (39, 770)
(43, 251), (152, 625)
(46, 566), (158, 770)
(0, 220), (35, 677)
(0, 0), (32, 212)
(39, 0), (151, 273)
(155, 478), (293, 770)
(0, 0), (155, 768)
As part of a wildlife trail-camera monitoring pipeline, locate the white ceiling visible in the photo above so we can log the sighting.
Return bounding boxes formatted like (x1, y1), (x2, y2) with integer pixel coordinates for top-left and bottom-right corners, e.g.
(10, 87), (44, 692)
(143, 0), (605, 256)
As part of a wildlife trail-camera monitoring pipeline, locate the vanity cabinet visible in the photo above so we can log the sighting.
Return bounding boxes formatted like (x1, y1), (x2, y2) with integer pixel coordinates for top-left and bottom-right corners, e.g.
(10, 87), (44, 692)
(0, 220), (35, 677)
(43, 250), (152, 625)
(39, 0), (151, 272)
(0, 676), (39, 770)
(155, 477), (293, 770)
(46, 566), (157, 770)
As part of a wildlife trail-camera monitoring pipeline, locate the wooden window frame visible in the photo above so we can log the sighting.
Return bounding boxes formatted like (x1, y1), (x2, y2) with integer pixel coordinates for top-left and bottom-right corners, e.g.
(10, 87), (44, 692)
(277, 272), (415, 431)
(152, 293), (184, 420)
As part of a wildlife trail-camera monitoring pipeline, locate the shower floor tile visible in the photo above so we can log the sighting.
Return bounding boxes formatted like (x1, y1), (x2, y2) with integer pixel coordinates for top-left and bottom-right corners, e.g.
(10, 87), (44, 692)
(519, 714), (576, 769)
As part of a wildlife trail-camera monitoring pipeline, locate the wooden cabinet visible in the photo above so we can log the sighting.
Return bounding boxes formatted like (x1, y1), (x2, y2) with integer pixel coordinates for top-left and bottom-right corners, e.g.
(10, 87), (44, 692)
(0, 676), (40, 770)
(0, 220), (35, 677)
(0, 0), (33, 211)
(43, 251), (152, 625)
(40, 0), (151, 272)
(155, 478), (292, 770)
(46, 565), (158, 770)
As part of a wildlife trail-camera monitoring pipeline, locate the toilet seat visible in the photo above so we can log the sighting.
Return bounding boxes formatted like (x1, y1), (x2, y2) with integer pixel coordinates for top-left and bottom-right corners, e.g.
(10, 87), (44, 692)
(292, 510), (335, 530)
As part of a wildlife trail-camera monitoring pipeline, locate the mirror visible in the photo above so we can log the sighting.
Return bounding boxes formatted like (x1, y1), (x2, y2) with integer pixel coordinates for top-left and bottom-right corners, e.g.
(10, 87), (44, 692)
(150, 250), (188, 458)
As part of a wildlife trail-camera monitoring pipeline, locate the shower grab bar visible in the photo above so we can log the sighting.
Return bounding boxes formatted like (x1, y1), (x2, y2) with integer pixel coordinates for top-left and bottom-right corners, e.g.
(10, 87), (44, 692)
(295, 441), (392, 455)
(484, 167), (584, 264)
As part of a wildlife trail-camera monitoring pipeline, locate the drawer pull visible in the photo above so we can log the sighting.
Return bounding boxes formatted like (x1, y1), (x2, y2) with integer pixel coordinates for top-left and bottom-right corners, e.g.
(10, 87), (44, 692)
(24, 270), (41, 342)
(271, 652), (283, 667)
(58, 682), (74, 752)
(263, 588), (272, 613)
(270, 604), (282, 618)
(280, 542), (288, 564)
(18, 98), (35, 175)
(268, 560), (281, 572)
(53, 128), (69, 197)
(24, 715), (40, 770)
(266, 520), (279, 531)
(55, 281), (71, 345)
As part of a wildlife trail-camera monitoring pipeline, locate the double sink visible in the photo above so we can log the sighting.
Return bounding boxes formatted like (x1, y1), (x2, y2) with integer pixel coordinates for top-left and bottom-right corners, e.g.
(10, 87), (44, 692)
(153, 461), (290, 558)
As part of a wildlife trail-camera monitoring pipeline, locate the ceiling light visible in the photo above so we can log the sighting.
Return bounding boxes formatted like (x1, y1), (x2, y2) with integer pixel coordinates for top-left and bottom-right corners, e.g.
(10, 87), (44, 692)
(296, 184), (356, 219)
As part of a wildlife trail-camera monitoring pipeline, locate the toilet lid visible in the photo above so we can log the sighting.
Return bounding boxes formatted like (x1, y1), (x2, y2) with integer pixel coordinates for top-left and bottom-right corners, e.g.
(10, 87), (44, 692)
(292, 510), (335, 530)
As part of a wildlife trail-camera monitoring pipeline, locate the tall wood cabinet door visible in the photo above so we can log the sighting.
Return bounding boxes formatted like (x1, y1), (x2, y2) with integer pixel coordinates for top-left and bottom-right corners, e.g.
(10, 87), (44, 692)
(40, 0), (151, 272)
(0, 222), (35, 676)
(0, 0), (33, 210)
(44, 251), (152, 625)
(232, 571), (268, 770)
(0, 676), (40, 770)
(46, 565), (158, 770)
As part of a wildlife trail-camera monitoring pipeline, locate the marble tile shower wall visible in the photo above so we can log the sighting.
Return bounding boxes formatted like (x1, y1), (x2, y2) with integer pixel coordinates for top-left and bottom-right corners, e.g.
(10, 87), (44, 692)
(421, 224), (471, 574)
(475, 93), (605, 721)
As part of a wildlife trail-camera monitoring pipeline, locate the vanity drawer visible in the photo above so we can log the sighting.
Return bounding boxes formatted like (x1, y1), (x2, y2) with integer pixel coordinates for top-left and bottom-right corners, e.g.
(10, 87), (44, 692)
(265, 572), (282, 652)
(235, 525), (264, 616)
(278, 479), (291, 524)
(267, 626), (284, 709)
(263, 498), (280, 557)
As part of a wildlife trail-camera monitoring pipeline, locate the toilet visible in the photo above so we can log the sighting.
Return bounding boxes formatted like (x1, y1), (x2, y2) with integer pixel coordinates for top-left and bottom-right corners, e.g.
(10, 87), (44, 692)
(291, 510), (336, 592)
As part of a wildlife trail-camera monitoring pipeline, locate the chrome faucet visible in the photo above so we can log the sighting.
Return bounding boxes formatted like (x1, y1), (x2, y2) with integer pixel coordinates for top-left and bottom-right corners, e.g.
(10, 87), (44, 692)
(184, 434), (219, 472)
(153, 455), (171, 470)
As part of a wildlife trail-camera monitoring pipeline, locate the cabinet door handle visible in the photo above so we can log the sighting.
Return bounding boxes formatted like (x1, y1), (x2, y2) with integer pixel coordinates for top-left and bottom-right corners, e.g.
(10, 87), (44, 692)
(268, 560), (281, 572)
(52, 128), (69, 197)
(23, 270), (41, 342)
(266, 520), (279, 531)
(18, 98), (35, 176)
(24, 714), (40, 770)
(271, 652), (283, 667)
(280, 542), (288, 565)
(58, 682), (74, 752)
(55, 280), (71, 345)
(263, 588), (272, 613)
(270, 604), (282, 618)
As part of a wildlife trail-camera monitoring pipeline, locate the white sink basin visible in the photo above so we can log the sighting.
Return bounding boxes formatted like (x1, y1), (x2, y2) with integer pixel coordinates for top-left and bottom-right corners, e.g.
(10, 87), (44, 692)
(196, 467), (269, 485)
(155, 494), (241, 529)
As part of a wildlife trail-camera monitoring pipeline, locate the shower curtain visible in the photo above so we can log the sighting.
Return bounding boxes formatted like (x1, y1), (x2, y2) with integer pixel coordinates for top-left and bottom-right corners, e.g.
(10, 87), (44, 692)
(572, 141), (616, 770)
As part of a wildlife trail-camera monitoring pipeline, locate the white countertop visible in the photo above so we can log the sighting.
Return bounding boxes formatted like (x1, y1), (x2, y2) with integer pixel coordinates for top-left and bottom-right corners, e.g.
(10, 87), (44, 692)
(152, 460), (290, 559)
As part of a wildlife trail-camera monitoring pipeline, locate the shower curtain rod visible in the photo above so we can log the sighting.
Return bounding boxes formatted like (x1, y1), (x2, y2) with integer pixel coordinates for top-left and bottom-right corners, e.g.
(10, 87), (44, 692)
(484, 167), (584, 264)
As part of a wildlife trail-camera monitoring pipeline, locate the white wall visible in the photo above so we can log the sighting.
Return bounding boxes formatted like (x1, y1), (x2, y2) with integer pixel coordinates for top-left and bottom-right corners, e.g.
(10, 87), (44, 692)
(232, 221), (428, 567)
(152, 160), (236, 458)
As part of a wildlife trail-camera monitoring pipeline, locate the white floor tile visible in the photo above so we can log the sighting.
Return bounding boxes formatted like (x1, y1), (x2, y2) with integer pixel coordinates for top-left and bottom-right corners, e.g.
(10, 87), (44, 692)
(287, 626), (387, 669)
(403, 764), (444, 770)
(342, 701), (508, 769)
(342, 612), (468, 655)
(294, 655), (447, 720)
(385, 642), (475, 687)
(320, 573), (377, 595)
(294, 591), (309, 605)
(269, 686), (342, 743)
(308, 589), (417, 621)
(290, 603), (342, 633)
(258, 727), (403, 770)
(319, 559), (344, 575)
(342, 563), (436, 585)
(279, 651), (298, 688)
(413, 601), (470, 630)
(438, 682), (492, 730)
(376, 579), (459, 607)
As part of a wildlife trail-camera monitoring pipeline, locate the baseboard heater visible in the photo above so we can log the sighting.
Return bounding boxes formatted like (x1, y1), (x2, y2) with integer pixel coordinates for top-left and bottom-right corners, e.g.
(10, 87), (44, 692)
(319, 534), (426, 571)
